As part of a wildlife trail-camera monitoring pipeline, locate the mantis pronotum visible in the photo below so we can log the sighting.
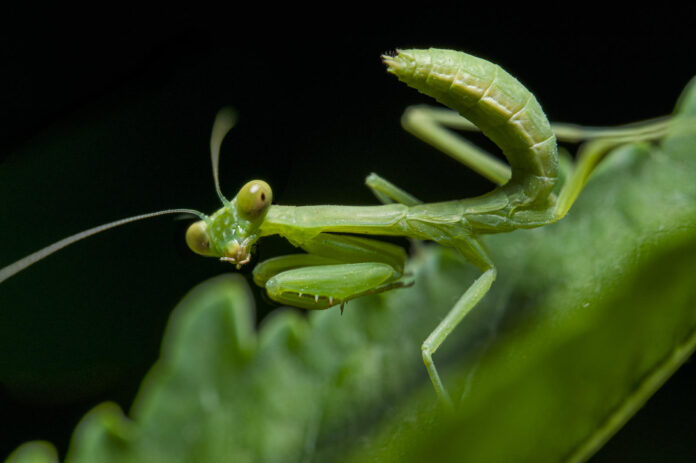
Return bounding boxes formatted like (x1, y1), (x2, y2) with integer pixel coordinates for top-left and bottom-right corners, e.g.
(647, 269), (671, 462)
(0, 48), (671, 408)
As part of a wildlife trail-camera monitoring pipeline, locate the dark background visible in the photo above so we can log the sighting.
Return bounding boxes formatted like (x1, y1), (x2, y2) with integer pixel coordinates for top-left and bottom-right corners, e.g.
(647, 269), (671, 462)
(1, 9), (695, 461)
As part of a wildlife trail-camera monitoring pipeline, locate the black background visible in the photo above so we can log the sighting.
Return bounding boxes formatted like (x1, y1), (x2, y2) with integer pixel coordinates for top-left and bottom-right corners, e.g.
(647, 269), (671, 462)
(1, 8), (695, 461)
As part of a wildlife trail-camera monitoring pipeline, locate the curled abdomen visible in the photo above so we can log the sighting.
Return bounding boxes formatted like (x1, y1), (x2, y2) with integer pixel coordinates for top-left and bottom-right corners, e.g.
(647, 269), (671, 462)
(384, 48), (558, 209)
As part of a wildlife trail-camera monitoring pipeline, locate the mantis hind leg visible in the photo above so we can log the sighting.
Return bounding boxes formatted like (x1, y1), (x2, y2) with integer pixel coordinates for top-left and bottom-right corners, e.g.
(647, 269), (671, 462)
(421, 234), (496, 409)
(252, 233), (413, 311)
(553, 117), (673, 220)
(400, 105), (512, 186)
(401, 105), (672, 206)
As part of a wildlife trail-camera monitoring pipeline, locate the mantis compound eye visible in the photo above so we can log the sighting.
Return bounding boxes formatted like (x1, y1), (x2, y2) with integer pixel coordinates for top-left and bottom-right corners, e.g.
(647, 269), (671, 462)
(185, 220), (216, 257)
(237, 180), (273, 220)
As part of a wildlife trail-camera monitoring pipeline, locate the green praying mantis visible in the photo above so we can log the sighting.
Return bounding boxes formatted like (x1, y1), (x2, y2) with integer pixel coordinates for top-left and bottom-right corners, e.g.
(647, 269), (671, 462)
(0, 48), (673, 409)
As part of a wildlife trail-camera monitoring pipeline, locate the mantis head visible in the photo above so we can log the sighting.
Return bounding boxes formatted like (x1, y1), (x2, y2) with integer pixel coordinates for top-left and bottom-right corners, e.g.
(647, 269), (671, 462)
(185, 107), (274, 268)
(185, 180), (273, 269)
(0, 107), (268, 284)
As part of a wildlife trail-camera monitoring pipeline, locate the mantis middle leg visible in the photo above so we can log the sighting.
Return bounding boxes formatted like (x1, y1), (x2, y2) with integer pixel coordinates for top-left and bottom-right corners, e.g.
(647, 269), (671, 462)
(365, 172), (422, 206)
(397, 105), (673, 408)
(419, 232), (496, 409)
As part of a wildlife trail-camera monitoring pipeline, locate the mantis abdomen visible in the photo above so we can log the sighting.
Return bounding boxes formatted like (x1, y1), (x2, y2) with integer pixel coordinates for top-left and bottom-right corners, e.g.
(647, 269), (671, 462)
(384, 48), (558, 211)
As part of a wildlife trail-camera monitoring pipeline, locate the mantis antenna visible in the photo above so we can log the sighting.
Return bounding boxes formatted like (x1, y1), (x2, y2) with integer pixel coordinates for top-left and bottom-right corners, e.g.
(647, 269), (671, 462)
(209, 107), (238, 205)
(0, 108), (247, 285)
(0, 209), (205, 284)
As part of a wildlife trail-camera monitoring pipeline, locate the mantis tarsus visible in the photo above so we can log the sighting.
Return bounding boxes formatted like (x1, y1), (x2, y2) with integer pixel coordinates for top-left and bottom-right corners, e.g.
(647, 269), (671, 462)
(0, 48), (673, 409)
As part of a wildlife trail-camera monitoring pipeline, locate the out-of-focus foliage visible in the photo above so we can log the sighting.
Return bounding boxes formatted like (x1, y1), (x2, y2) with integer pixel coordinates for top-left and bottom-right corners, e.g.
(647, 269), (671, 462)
(6, 79), (696, 463)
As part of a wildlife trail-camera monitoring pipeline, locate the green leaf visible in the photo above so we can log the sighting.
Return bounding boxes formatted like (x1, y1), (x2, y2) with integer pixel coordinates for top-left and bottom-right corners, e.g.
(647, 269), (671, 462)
(7, 79), (696, 463)
(5, 442), (58, 463)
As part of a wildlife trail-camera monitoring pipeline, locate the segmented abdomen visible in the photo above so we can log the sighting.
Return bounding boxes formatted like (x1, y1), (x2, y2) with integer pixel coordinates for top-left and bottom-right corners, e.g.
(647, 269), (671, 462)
(385, 48), (558, 209)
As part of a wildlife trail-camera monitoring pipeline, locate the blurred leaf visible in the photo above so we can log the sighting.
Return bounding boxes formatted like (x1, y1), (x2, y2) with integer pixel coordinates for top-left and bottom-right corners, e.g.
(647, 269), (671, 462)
(6, 78), (696, 463)
(5, 441), (58, 463)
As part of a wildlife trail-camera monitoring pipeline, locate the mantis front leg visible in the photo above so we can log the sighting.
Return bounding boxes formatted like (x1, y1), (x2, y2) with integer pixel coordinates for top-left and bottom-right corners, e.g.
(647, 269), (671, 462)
(252, 233), (413, 312)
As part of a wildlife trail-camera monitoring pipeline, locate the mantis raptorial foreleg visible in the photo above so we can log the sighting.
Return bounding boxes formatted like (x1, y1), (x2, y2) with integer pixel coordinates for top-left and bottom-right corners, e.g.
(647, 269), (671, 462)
(252, 233), (413, 312)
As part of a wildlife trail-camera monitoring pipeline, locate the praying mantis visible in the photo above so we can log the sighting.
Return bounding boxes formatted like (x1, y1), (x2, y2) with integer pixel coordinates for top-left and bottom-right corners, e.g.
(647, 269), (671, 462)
(0, 48), (673, 409)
